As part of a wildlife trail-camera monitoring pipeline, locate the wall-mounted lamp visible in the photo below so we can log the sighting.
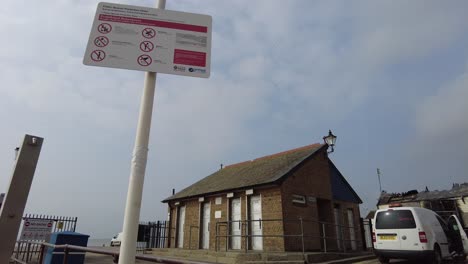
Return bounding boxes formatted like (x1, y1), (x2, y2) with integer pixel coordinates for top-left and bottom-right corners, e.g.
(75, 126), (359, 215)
(323, 130), (337, 154)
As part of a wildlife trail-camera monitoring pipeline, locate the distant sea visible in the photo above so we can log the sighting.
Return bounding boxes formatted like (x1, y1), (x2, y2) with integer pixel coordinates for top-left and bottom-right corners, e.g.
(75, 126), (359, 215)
(87, 238), (110, 247)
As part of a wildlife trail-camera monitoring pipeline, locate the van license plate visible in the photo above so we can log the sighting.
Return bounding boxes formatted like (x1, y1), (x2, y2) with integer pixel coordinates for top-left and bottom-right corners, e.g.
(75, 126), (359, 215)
(379, 235), (396, 240)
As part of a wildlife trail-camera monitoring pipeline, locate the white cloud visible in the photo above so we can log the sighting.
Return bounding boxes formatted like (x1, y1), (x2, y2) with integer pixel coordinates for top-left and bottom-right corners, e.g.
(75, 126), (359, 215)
(415, 63), (468, 140)
(349, 1), (468, 67)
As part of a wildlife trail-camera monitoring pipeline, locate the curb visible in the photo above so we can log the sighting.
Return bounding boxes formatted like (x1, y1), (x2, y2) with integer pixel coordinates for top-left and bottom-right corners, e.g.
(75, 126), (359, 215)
(314, 254), (376, 264)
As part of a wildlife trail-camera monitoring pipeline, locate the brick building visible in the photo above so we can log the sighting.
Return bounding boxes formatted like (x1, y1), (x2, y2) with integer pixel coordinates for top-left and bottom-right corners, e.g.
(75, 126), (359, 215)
(162, 143), (362, 252)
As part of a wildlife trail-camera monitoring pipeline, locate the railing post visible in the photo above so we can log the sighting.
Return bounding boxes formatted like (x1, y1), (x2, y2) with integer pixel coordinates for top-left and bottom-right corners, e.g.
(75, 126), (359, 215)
(215, 222), (218, 252)
(63, 246), (69, 264)
(245, 220), (249, 253)
(341, 225), (346, 253)
(189, 226), (192, 250)
(322, 223), (327, 253)
(25, 242), (31, 262)
(39, 244), (45, 264)
(299, 218), (305, 255)
(15, 241), (21, 259)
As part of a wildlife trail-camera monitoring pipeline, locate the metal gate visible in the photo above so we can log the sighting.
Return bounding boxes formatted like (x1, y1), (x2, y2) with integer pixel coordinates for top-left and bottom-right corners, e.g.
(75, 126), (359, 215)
(139, 221), (169, 249)
(13, 214), (78, 263)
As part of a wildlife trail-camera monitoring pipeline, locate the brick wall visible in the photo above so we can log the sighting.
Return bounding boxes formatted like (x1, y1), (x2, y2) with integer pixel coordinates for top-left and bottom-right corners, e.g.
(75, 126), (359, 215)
(280, 149), (333, 251)
(166, 187), (285, 251)
(259, 187), (285, 251)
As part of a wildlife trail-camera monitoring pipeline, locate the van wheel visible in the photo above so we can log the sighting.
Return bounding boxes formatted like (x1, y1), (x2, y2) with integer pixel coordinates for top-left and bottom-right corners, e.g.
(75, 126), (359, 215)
(378, 256), (389, 263)
(431, 245), (442, 264)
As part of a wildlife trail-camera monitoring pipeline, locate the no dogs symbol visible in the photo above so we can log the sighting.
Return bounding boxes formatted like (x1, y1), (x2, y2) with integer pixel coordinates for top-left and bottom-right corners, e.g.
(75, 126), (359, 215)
(98, 23), (112, 34)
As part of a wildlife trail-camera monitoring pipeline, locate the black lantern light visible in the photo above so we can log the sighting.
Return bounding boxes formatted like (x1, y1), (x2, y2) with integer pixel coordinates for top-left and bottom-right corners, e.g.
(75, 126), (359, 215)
(323, 130), (337, 154)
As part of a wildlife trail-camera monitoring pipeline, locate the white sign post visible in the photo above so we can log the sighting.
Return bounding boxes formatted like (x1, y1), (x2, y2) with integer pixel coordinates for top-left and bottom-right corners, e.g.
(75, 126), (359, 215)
(84, 2), (212, 78)
(83, 1), (211, 264)
(20, 219), (54, 241)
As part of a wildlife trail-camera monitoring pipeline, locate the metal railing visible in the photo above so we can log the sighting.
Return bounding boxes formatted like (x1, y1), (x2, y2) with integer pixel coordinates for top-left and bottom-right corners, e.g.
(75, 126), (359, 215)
(10, 241), (213, 264)
(14, 214), (78, 263)
(214, 218), (363, 254)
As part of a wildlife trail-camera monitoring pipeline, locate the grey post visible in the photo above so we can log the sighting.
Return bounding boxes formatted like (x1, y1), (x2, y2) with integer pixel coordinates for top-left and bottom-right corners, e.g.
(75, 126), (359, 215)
(0, 135), (44, 264)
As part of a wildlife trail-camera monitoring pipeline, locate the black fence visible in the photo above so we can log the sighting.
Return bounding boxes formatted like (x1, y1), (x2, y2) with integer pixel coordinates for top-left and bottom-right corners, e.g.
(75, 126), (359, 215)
(13, 214), (78, 263)
(139, 221), (169, 249)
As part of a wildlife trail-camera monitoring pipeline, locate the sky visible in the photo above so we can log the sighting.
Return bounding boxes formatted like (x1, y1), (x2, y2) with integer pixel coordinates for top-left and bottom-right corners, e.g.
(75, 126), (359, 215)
(1, 0), (467, 239)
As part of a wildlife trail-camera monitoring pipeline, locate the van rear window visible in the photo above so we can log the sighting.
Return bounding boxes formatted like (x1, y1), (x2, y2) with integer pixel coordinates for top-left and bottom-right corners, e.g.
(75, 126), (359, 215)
(376, 210), (416, 229)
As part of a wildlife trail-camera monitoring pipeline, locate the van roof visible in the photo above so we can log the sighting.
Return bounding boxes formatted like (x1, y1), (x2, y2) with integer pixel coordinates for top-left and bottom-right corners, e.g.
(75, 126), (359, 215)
(376, 206), (434, 214)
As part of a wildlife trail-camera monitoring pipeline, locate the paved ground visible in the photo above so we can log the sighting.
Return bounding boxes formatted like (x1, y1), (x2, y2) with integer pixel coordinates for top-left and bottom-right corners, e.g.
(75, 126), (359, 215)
(354, 258), (468, 264)
(84, 252), (147, 264)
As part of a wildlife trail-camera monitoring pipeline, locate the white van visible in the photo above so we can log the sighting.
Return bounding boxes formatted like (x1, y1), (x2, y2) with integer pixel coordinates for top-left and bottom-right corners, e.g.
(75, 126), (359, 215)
(110, 232), (122, 247)
(372, 206), (467, 264)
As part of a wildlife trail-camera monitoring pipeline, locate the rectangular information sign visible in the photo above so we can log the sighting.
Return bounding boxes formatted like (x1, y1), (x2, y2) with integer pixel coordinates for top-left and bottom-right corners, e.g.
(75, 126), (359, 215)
(20, 219), (54, 241)
(83, 2), (212, 78)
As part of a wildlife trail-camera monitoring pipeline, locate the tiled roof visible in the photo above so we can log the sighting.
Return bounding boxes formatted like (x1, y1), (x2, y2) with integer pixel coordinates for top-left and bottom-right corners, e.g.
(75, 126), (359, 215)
(378, 183), (468, 205)
(163, 143), (326, 202)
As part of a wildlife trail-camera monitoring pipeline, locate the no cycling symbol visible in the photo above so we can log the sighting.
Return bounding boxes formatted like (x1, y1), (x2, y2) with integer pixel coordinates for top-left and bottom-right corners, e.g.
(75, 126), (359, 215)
(140, 41), (154, 52)
(98, 23), (112, 34)
(91, 50), (106, 62)
(137, 55), (152, 66)
(94, 36), (109, 47)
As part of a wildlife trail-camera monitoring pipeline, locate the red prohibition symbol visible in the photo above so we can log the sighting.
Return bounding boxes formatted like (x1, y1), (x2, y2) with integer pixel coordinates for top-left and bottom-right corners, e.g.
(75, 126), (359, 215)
(91, 50), (106, 62)
(142, 28), (156, 39)
(98, 23), (112, 34)
(94, 36), (109, 47)
(137, 55), (152, 66)
(140, 41), (154, 52)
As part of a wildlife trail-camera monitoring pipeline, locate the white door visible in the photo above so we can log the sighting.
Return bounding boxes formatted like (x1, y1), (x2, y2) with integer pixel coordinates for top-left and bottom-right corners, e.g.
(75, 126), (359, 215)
(334, 207), (342, 250)
(347, 209), (357, 250)
(177, 206), (185, 248)
(201, 202), (210, 249)
(250, 195), (263, 250)
(230, 198), (241, 249)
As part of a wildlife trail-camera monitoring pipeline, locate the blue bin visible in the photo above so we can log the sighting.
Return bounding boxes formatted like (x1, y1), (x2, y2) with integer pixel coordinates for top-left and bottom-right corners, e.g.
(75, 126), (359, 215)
(43, 231), (89, 264)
